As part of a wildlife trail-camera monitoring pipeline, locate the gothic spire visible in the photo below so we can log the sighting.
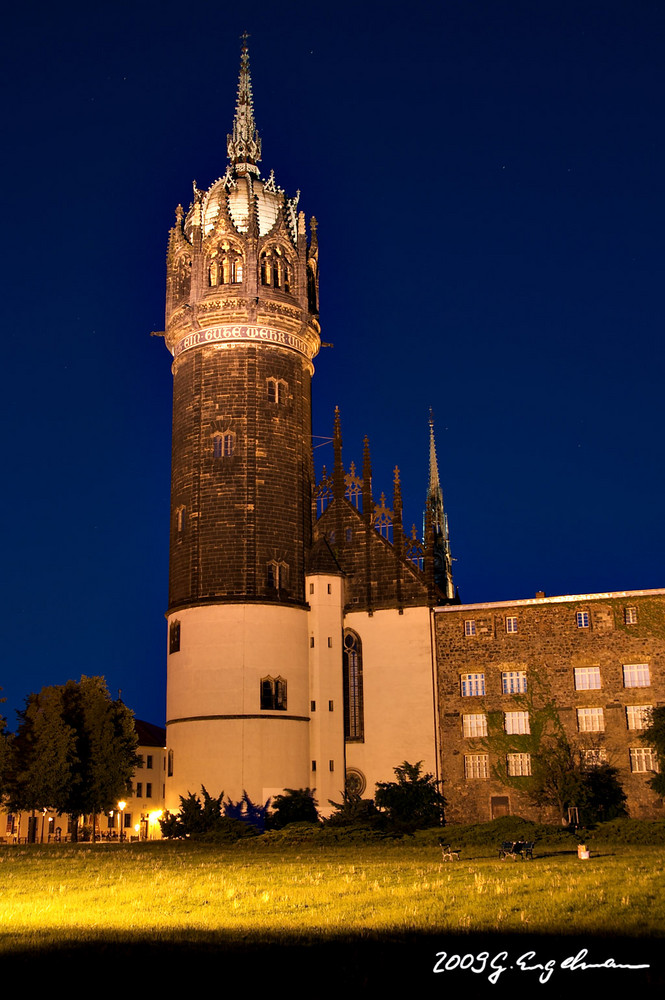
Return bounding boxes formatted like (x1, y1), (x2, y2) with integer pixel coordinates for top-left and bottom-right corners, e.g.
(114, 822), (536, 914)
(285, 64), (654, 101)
(425, 409), (455, 600)
(227, 33), (262, 174)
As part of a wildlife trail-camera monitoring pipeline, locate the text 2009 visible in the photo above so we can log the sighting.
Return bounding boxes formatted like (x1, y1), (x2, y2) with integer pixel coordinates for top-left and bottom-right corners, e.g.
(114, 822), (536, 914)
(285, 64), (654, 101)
(433, 951), (509, 985)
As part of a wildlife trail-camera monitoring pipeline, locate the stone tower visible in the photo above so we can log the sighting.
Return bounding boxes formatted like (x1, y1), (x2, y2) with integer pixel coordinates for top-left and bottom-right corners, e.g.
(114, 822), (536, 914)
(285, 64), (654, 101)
(163, 41), (321, 809)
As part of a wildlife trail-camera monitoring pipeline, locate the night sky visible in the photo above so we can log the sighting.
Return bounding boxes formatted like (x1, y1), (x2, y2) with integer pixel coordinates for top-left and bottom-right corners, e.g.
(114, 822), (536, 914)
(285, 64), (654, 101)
(2, 0), (663, 729)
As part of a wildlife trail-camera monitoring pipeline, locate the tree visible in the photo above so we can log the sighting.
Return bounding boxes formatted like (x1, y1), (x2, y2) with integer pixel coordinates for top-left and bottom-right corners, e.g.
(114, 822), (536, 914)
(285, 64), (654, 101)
(0, 692), (12, 800)
(7, 676), (139, 840)
(529, 737), (626, 824)
(642, 706), (665, 796)
(375, 761), (445, 831)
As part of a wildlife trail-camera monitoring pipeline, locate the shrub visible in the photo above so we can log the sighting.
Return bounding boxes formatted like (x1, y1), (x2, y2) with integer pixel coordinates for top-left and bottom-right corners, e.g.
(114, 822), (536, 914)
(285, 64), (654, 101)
(268, 788), (319, 828)
(375, 761), (445, 832)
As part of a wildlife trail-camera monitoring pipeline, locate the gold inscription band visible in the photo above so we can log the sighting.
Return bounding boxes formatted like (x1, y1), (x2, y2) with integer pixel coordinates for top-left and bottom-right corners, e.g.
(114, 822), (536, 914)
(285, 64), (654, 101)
(173, 325), (315, 360)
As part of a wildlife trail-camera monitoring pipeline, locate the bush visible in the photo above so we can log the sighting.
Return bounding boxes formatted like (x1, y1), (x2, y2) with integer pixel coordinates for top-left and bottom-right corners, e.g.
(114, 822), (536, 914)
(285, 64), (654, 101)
(324, 790), (386, 829)
(268, 788), (319, 828)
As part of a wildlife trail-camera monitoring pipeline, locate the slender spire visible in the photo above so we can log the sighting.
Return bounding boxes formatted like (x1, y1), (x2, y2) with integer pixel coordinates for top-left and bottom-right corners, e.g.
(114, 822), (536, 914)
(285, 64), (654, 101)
(425, 408), (455, 600)
(227, 33), (262, 174)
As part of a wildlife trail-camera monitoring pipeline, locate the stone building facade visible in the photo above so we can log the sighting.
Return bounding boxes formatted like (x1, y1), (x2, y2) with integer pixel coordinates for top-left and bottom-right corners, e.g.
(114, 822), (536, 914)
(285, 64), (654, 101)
(435, 590), (665, 823)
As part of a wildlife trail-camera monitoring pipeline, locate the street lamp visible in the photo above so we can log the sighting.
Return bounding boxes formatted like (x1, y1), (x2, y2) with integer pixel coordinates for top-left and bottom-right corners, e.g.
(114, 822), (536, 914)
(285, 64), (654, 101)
(117, 800), (127, 842)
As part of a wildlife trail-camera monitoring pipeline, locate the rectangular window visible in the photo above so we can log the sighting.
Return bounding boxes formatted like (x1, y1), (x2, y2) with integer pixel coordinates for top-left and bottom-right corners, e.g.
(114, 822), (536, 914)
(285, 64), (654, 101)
(310, 700), (316, 712)
(577, 707), (605, 732)
(147, 755), (153, 770)
(501, 671), (527, 694)
(464, 754), (489, 779)
(261, 676), (287, 711)
(504, 711), (530, 735)
(327, 637), (333, 648)
(623, 663), (651, 688)
(327, 583), (332, 593)
(506, 616), (518, 634)
(462, 713), (488, 738)
(576, 611), (590, 628)
(311, 761), (316, 772)
(506, 753), (531, 776)
(626, 705), (652, 730)
(630, 747), (659, 773)
(146, 783), (152, 798)
(167, 749), (173, 777)
(136, 782), (142, 798)
(574, 666), (601, 690)
(329, 760), (334, 772)
(581, 749), (607, 768)
(460, 673), (485, 697)
(624, 606), (638, 624)
(328, 700), (334, 711)
(464, 620), (476, 637)
(169, 620), (181, 654)
(309, 583), (314, 595)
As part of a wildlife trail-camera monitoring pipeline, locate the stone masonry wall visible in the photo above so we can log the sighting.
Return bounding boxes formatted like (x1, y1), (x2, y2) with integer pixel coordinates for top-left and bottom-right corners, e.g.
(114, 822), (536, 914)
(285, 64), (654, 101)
(434, 591), (665, 824)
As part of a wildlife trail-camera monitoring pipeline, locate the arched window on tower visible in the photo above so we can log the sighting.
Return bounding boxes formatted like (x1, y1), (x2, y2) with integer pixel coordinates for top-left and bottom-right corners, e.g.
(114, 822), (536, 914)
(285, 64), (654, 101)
(267, 377), (287, 404)
(260, 675), (287, 711)
(267, 560), (289, 591)
(260, 246), (292, 292)
(343, 630), (364, 742)
(209, 260), (220, 286)
(213, 432), (235, 458)
(169, 620), (181, 654)
(209, 243), (243, 287)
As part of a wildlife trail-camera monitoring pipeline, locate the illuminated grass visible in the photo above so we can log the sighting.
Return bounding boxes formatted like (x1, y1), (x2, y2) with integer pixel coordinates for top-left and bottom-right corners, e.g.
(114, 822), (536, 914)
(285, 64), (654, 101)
(0, 841), (663, 951)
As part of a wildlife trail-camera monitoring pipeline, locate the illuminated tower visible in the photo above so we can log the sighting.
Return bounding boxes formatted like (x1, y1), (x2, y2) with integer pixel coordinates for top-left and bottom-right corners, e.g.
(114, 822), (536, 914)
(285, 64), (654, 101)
(163, 41), (321, 808)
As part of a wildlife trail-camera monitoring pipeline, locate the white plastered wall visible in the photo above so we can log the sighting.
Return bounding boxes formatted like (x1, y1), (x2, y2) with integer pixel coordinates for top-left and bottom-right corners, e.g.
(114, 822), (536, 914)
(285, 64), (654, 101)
(343, 606), (439, 797)
(165, 603), (310, 810)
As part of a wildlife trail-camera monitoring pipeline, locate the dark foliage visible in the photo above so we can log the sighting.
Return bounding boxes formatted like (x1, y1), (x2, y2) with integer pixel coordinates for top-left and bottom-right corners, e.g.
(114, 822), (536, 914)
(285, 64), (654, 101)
(268, 787), (319, 828)
(324, 789), (386, 829)
(374, 761), (445, 832)
(160, 787), (268, 838)
(642, 706), (665, 797)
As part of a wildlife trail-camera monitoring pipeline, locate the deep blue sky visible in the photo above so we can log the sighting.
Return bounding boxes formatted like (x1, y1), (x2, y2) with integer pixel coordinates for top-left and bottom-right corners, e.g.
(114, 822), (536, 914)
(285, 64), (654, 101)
(1, 0), (663, 728)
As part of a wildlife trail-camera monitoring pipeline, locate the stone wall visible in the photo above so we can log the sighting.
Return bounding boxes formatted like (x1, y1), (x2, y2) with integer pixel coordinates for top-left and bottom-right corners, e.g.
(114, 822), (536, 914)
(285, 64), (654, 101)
(434, 591), (665, 824)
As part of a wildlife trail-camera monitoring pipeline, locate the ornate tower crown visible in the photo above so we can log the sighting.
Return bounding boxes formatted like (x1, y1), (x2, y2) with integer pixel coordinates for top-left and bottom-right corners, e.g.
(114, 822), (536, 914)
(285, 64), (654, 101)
(226, 33), (262, 175)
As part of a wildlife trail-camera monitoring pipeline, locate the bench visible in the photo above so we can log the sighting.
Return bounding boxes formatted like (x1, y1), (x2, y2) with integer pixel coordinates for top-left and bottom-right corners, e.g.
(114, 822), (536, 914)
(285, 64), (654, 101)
(440, 842), (461, 861)
(498, 840), (535, 861)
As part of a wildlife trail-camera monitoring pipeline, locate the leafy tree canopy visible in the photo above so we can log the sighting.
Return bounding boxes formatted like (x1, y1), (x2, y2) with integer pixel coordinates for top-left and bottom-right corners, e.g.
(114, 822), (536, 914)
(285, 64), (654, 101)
(6, 676), (139, 835)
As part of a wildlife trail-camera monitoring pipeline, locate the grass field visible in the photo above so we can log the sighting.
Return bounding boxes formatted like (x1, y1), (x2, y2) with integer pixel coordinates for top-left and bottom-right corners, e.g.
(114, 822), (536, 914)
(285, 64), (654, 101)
(0, 838), (662, 989)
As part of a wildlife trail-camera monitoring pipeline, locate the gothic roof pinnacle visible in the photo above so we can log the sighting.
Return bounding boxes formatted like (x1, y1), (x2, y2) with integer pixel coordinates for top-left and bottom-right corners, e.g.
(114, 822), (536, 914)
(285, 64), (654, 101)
(227, 33), (262, 174)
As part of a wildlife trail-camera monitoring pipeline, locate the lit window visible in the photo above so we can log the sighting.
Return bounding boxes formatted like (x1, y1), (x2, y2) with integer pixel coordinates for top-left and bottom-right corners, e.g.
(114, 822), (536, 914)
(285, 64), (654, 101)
(506, 616), (518, 634)
(577, 707), (605, 732)
(504, 711), (530, 735)
(624, 606), (638, 624)
(502, 671), (527, 694)
(574, 666), (601, 690)
(464, 620), (476, 637)
(464, 754), (489, 779)
(507, 753), (531, 776)
(581, 749), (607, 768)
(626, 705), (652, 730)
(576, 611), (590, 628)
(169, 620), (180, 654)
(630, 748), (659, 773)
(460, 673), (485, 697)
(462, 714), (488, 738)
(343, 630), (364, 742)
(260, 676), (287, 711)
(623, 663), (650, 688)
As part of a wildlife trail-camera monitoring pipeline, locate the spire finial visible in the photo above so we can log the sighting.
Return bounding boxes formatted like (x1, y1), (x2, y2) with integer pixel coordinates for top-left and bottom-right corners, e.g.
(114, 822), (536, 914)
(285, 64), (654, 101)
(425, 409), (455, 601)
(227, 34), (262, 174)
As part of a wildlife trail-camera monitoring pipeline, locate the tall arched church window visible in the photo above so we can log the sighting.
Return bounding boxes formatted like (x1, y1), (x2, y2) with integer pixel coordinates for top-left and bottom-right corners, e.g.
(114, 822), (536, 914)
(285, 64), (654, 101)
(209, 260), (220, 286)
(343, 630), (364, 742)
(232, 259), (243, 283)
(267, 378), (287, 404)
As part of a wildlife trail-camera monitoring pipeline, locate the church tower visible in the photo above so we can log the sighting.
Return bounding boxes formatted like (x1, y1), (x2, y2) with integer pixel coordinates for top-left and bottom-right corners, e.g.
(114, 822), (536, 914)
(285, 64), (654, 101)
(163, 40), (321, 809)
